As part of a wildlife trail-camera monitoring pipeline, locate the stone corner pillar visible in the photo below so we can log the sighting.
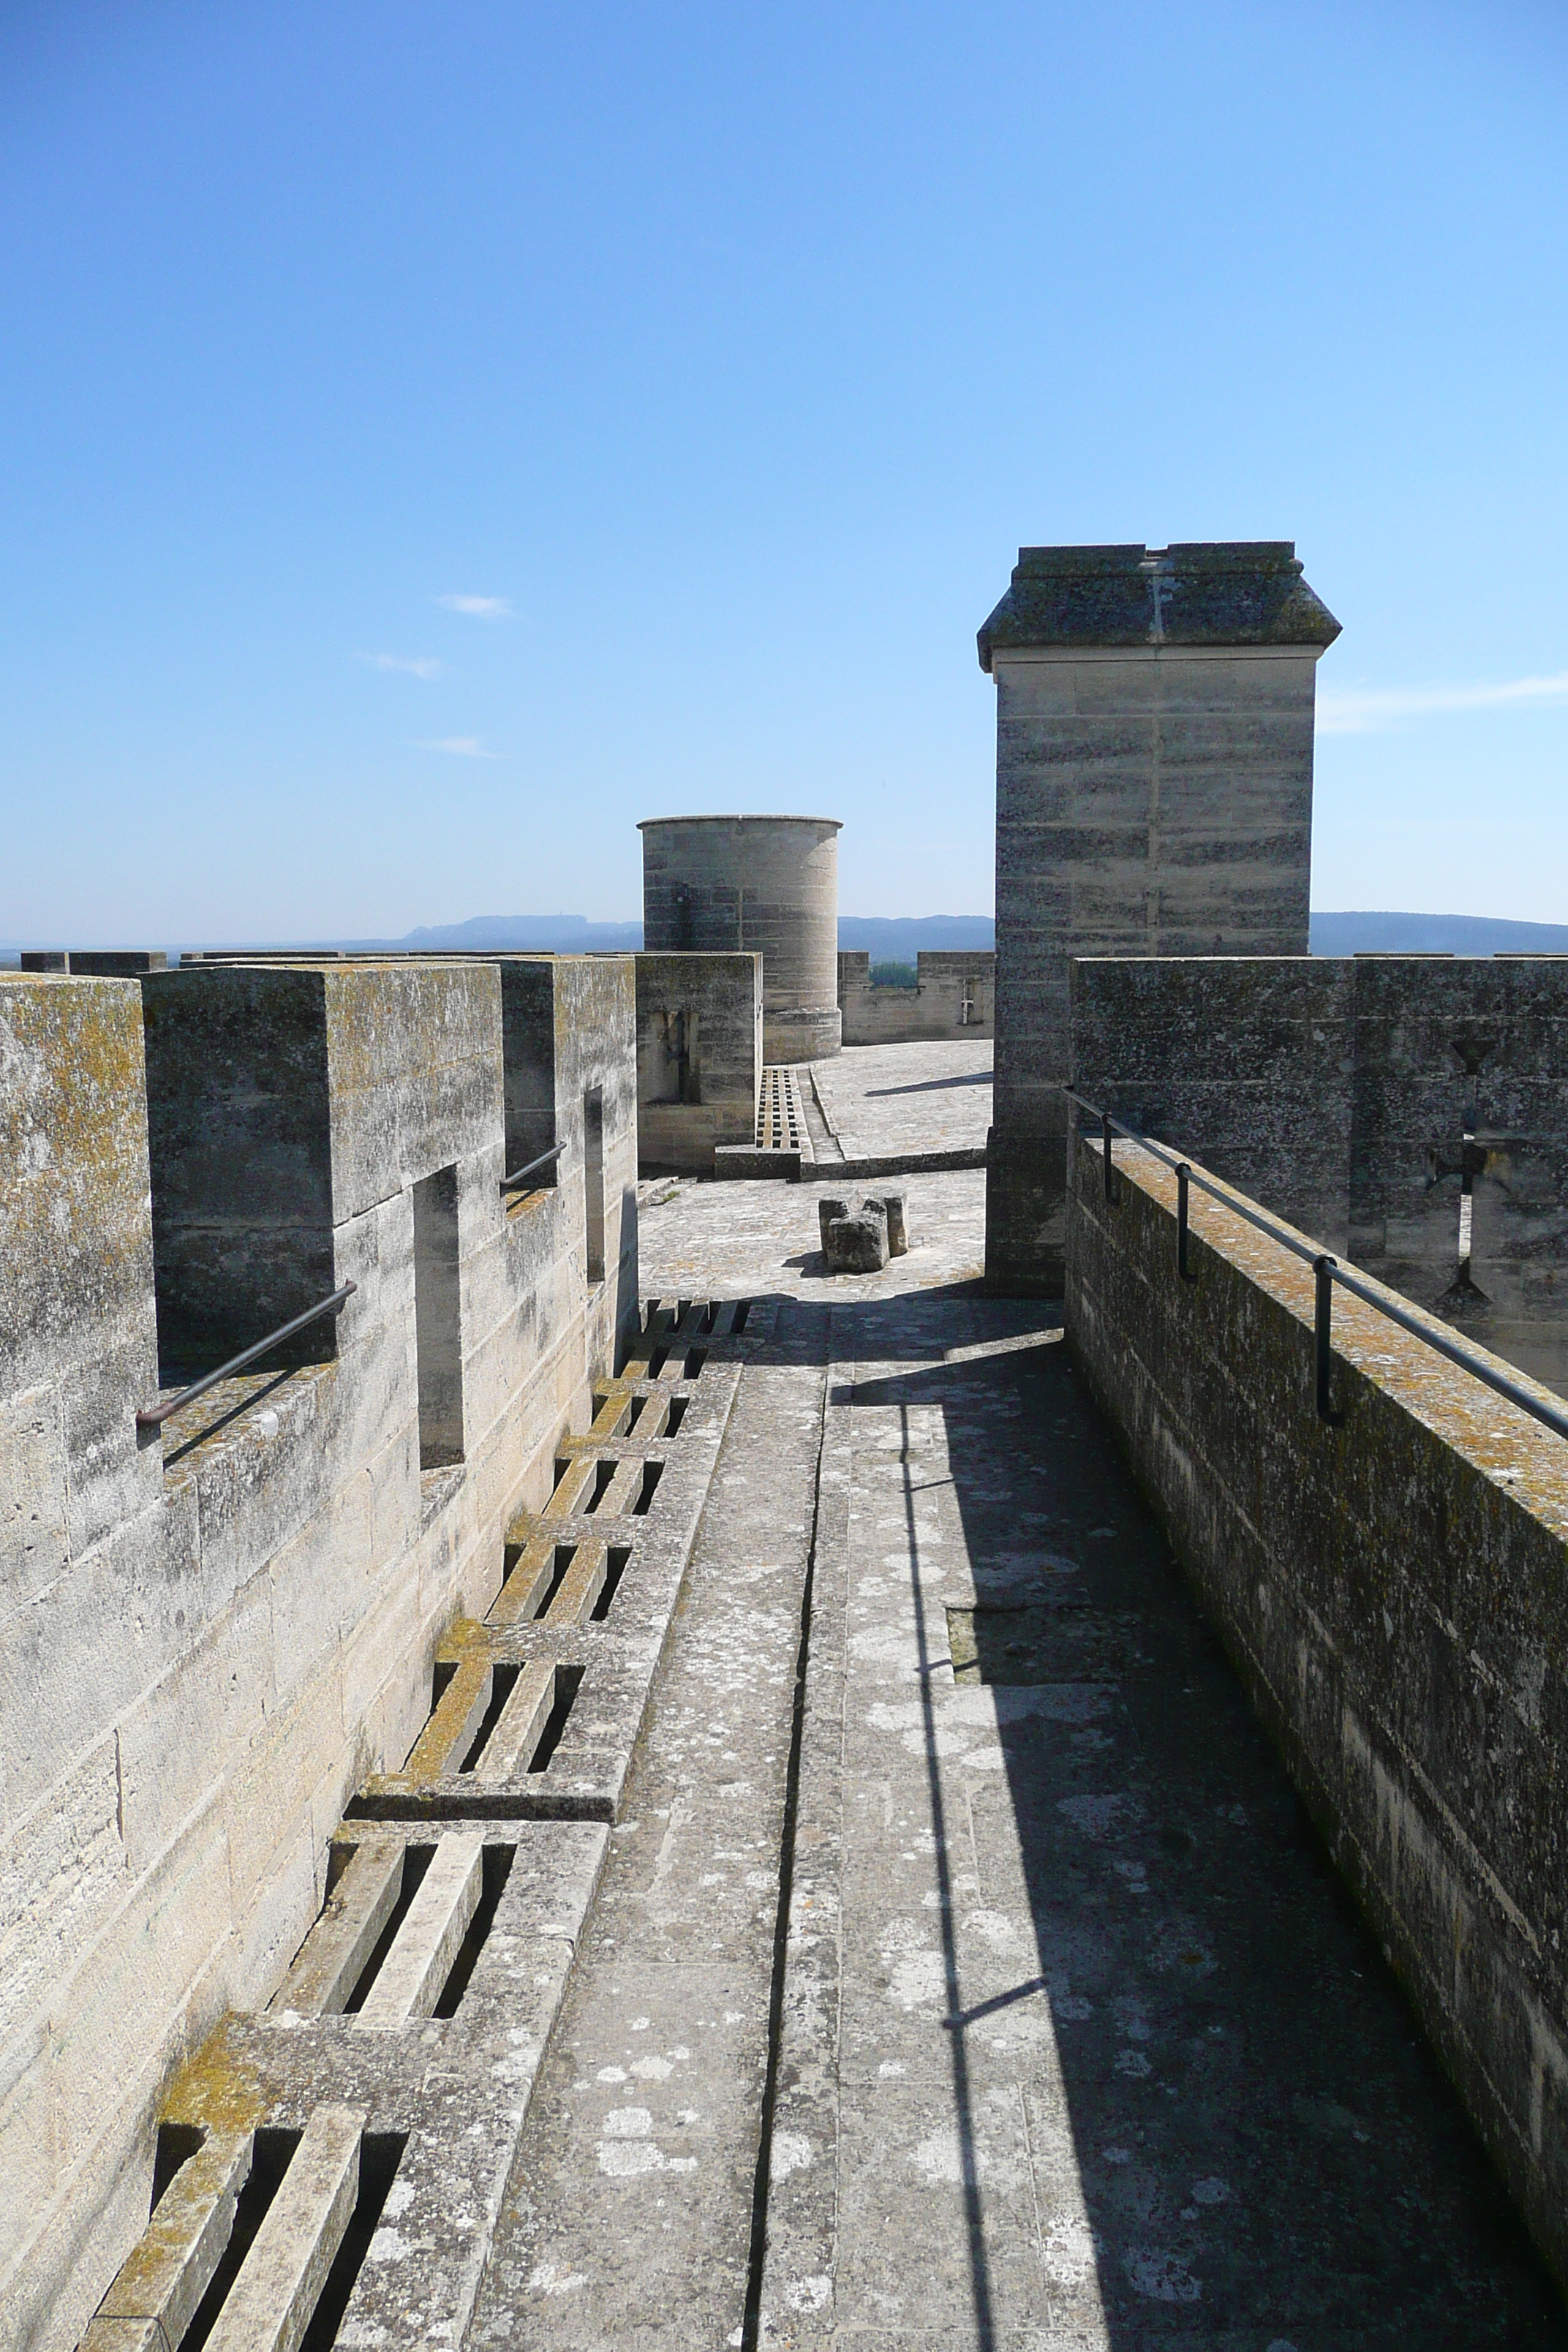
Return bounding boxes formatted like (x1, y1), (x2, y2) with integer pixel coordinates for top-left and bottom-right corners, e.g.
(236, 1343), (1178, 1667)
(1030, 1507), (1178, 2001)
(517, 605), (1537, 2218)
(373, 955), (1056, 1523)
(977, 540), (1341, 1296)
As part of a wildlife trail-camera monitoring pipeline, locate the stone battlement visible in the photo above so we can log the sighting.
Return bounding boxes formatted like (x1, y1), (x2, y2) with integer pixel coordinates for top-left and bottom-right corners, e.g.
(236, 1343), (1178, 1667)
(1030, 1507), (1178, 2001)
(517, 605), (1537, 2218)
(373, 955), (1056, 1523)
(0, 957), (637, 2345)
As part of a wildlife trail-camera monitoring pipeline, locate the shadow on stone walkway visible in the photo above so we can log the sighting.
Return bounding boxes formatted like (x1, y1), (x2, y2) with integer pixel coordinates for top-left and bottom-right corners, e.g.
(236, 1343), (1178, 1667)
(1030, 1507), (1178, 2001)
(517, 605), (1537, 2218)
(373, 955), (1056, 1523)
(764, 1288), (1567, 2348)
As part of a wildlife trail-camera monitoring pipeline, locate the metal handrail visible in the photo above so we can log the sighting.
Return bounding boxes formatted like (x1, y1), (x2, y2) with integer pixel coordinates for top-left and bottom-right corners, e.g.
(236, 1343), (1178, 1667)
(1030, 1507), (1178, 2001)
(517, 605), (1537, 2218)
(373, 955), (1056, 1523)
(1064, 1088), (1568, 1444)
(500, 1139), (567, 1194)
(136, 1284), (357, 1431)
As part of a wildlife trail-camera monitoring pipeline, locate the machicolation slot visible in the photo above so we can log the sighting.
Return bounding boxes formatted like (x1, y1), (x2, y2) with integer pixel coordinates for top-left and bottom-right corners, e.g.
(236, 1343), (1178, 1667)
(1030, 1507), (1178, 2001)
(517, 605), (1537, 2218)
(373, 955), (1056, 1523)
(342, 1846), (434, 2009)
(633, 1460), (663, 1515)
(528, 1665), (584, 1772)
(459, 1667), (521, 1774)
(296, 2134), (409, 2352)
(430, 1844), (515, 2016)
(174, 2127), (301, 2352)
(591, 1545), (633, 1621)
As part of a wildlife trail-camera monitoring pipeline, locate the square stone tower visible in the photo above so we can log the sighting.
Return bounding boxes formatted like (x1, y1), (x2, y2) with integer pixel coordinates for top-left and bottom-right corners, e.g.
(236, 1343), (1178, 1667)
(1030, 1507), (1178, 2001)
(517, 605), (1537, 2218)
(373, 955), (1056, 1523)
(979, 540), (1341, 1292)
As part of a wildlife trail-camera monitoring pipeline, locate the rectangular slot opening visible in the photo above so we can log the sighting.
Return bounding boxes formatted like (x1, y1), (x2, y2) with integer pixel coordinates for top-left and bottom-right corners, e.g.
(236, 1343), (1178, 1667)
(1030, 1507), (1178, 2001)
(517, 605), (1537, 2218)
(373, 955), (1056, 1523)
(665, 1395), (688, 1436)
(342, 1847), (434, 2011)
(585, 1459), (617, 1514)
(431, 1844), (516, 2016)
(584, 1085), (606, 1284)
(633, 1460), (663, 1515)
(458, 1666), (521, 1774)
(150, 2122), (206, 2213)
(527, 1544), (576, 1618)
(698, 1301), (718, 1333)
(297, 2133), (410, 2352)
(412, 1164), (464, 1469)
(731, 1299), (752, 1333)
(529, 1665), (584, 1773)
(590, 1546), (633, 1623)
(175, 2127), (302, 2352)
(625, 1394), (649, 1433)
(645, 1346), (669, 1377)
(682, 1348), (707, 1381)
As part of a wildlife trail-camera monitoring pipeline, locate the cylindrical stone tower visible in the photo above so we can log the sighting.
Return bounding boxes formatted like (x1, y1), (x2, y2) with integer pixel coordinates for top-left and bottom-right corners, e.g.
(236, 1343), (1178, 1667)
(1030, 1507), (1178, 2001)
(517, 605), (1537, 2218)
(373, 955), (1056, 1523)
(638, 815), (842, 1063)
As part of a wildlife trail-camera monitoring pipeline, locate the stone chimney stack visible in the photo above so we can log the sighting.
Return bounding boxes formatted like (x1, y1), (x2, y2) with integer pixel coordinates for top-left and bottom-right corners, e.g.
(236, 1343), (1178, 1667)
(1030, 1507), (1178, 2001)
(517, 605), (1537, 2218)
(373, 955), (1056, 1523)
(977, 539), (1341, 1293)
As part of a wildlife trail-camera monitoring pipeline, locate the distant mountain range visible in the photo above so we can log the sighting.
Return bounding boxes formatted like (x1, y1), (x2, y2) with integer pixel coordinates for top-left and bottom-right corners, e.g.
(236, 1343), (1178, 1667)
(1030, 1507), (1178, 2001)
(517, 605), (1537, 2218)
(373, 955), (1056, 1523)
(10, 911), (1568, 965)
(1307, 912), (1568, 955)
(393, 912), (1000, 957)
(395, 914), (644, 951)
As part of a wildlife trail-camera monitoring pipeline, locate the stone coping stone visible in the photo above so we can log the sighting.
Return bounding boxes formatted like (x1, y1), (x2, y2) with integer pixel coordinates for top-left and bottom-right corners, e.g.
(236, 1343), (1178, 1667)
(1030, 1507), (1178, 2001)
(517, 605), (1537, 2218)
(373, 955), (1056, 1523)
(804, 1142), (987, 1180)
(715, 1142), (802, 1179)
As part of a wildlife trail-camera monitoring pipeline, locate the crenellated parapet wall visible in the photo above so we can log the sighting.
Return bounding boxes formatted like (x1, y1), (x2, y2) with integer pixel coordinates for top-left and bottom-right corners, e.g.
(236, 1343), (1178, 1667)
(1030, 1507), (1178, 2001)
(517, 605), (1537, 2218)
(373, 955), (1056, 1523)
(1066, 1125), (1568, 2296)
(0, 955), (638, 2348)
(634, 951), (762, 1173)
(836, 950), (995, 1045)
(1069, 953), (1568, 1393)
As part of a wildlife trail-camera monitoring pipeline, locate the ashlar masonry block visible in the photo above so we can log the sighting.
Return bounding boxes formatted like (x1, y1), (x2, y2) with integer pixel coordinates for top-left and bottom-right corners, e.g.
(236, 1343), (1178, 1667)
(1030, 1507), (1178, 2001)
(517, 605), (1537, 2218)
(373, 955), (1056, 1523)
(979, 540), (1341, 1293)
(635, 951), (763, 1172)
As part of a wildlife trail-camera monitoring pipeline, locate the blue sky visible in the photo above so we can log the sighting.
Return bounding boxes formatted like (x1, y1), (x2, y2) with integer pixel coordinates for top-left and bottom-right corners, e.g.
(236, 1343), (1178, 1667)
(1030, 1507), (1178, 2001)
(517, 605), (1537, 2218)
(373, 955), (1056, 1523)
(2, 0), (1567, 944)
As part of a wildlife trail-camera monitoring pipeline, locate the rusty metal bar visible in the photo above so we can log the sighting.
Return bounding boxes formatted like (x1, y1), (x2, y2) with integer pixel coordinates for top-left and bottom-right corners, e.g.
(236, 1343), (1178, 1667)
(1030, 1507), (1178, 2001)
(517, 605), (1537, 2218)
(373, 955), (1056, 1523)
(500, 1139), (567, 1194)
(136, 1284), (355, 1431)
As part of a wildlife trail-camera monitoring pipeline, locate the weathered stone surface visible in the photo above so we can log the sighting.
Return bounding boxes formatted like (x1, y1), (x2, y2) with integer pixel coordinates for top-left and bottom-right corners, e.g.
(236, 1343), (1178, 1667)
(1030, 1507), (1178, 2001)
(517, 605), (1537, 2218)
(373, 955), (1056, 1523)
(640, 815), (843, 1063)
(1066, 1125), (1568, 2301)
(1068, 952), (1568, 1393)
(977, 540), (1343, 667)
(867, 1190), (908, 1255)
(810, 1039), (992, 1167)
(0, 958), (641, 2348)
(636, 951), (762, 1173)
(979, 540), (1338, 1293)
(823, 1204), (889, 1273)
(760, 1264), (1564, 2349)
(1069, 954), (1357, 1251)
(838, 951), (994, 1045)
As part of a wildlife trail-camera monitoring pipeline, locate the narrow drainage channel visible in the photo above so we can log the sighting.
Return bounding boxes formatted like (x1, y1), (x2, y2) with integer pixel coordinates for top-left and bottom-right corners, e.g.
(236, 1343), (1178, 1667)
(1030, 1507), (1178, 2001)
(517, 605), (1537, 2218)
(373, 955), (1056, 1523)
(741, 1335), (834, 2352)
(802, 1069), (844, 1163)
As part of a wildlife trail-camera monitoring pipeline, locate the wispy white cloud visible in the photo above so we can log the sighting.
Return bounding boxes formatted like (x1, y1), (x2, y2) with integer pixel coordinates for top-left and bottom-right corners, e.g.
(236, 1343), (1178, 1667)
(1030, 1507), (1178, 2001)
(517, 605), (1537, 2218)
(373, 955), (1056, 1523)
(1318, 670), (1568, 734)
(438, 592), (513, 619)
(415, 736), (500, 758)
(358, 652), (444, 678)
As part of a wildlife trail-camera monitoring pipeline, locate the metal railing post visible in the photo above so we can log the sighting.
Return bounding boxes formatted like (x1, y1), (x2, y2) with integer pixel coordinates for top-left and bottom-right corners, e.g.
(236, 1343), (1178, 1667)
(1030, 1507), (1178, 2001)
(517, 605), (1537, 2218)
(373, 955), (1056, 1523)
(1314, 1255), (1341, 1424)
(1177, 1163), (1196, 1281)
(1060, 1082), (1568, 1446)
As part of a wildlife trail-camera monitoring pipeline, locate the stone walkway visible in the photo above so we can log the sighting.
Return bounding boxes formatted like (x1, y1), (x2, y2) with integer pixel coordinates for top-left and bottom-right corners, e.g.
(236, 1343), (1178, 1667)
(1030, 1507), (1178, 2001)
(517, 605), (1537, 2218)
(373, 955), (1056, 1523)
(762, 1283), (1564, 2350)
(811, 1040), (992, 1161)
(473, 1155), (1566, 2350)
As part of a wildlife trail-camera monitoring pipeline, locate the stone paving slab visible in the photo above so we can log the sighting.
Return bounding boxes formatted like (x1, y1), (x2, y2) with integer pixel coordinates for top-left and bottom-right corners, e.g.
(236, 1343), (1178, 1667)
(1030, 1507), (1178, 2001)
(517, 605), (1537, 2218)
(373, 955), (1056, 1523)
(760, 1290), (1568, 2351)
(637, 1166), (987, 1302)
(467, 1312), (838, 2351)
(810, 1040), (993, 1162)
